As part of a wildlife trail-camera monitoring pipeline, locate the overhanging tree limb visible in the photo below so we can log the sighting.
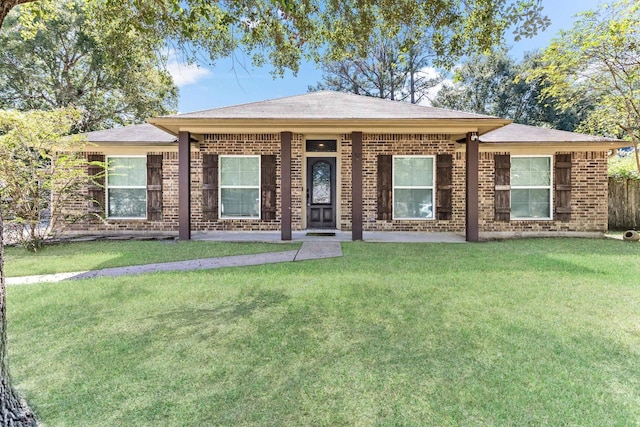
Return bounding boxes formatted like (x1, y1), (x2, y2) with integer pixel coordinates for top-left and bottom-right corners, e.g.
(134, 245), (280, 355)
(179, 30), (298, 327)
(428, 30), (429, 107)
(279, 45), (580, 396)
(2, 0), (550, 77)
(0, 0), (36, 27)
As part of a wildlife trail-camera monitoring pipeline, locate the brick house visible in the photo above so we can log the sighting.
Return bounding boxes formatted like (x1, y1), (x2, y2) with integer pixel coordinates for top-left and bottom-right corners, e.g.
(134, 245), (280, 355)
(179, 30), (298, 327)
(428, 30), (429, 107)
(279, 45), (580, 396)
(74, 91), (624, 241)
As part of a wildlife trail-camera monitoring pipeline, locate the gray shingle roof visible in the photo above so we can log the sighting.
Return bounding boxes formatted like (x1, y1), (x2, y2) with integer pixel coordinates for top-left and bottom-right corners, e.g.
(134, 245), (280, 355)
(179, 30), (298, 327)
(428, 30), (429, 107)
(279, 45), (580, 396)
(83, 123), (176, 143)
(480, 123), (620, 143)
(163, 91), (502, 121)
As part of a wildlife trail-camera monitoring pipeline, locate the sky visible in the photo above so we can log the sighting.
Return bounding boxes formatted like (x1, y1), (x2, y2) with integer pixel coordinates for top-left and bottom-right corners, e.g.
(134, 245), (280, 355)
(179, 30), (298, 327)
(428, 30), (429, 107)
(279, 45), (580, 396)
(171, 0), (605, 113)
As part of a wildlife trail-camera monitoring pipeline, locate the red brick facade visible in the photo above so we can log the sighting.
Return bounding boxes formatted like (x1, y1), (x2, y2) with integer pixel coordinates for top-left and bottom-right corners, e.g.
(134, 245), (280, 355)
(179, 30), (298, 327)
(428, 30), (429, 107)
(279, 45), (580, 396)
(68, 133), (609, 237)
(478, 151), (608, 236)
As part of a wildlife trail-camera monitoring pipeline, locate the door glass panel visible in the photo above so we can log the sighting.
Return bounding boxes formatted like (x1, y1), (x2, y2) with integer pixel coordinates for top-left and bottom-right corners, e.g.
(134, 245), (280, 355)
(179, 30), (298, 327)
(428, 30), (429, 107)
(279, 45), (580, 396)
(311, 161), (331, 204)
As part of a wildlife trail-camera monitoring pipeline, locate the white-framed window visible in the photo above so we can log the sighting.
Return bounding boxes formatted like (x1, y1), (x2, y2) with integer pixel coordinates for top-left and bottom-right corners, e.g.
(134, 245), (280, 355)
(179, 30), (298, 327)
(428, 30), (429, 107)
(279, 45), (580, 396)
(219, 155), (261, 219)
(392, 155), (435, 220)
(106, 156), (147, 219)
(511, 156), (553, 220)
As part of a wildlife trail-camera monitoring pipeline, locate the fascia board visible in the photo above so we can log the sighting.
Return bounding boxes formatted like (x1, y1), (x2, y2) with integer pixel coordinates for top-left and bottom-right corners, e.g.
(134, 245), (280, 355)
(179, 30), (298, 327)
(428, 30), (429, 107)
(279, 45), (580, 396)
(147, 118), (511, 135)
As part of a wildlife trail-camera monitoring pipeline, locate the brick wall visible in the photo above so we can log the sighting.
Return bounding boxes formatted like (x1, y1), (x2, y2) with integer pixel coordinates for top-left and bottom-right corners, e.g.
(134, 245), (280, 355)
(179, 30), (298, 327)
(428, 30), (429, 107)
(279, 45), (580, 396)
(478, 151), (608, 234)
(194, 134), (282, 231)
(359, 133), (465, 232)
(291, 133), (305, 231)
(66, 136), (609, 236)
(67, 151), (181, 233)
(340, 134), (353, 230)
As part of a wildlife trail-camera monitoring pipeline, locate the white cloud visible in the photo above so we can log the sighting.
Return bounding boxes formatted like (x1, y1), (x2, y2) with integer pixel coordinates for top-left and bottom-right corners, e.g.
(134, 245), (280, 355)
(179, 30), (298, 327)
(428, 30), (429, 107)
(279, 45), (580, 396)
(414, 66), (453, 106)
(418, 66), (440, 80)
(167, 61), (212, 87)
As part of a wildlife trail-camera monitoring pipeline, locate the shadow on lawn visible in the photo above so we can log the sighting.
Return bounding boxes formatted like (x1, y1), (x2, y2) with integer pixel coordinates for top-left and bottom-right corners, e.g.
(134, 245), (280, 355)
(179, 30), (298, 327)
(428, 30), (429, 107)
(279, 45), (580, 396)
(149, 289), (290, 326)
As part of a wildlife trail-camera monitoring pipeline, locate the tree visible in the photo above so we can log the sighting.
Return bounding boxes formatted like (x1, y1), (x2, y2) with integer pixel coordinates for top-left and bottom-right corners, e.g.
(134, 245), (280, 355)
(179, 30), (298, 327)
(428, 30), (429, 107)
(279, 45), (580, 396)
(310, 32), (444, 104)
(0, 213), (37, 424)
(0, 109), (101, 251)
(2, 0), (550, 78)
(432, 50), (589, 131)
(531, 0), (640, 170)
(0, 108), (101, 426)
(0, 0), (178, 132)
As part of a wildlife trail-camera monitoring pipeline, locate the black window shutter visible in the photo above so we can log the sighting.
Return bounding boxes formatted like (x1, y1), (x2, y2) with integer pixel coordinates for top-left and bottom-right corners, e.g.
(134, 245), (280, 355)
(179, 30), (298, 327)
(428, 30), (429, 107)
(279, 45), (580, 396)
(436, 154), (453, 220)
(261, 155), (277, 220)
(555, 153), (572, 222)
(377, 155), (393, 220)
(147, 154), (163, 221)
(87, 154), (105, 217)
(202, 154), (218, 221)
(494, 154), (511, 221)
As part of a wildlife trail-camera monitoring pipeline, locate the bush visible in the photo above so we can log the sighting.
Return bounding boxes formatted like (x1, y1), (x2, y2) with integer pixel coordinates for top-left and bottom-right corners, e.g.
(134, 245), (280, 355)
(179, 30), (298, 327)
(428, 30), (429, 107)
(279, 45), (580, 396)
(608, 153), (640, 180)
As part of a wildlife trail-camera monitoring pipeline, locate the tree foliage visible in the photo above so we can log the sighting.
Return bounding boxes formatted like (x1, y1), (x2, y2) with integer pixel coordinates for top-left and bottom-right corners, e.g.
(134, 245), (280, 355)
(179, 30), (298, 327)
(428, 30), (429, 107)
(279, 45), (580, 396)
(432, 50), (589, 130)
(0, 0), (178, 132)
(1, 0), (550, 77)
(0, 108), (102, 251)
(531, 0), (640, 170)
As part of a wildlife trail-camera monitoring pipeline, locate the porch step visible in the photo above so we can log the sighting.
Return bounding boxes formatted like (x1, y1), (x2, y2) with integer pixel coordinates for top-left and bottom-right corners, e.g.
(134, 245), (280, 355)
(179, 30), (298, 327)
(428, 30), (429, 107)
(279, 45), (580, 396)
(294, 241), (343, 261)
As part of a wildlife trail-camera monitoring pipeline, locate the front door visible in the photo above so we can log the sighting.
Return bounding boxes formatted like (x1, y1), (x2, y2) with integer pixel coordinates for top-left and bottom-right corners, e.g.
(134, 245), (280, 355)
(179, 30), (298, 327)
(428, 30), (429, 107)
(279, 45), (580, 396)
(307, 157), (336, 228)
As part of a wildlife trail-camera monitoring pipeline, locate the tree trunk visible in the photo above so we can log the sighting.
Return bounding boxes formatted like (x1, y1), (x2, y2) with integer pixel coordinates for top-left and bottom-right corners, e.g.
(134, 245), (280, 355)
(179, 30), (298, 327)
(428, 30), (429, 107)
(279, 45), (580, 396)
(409, 49), (416, 104)
(0, 205), (38, 426)
(410, 71), (415, 104)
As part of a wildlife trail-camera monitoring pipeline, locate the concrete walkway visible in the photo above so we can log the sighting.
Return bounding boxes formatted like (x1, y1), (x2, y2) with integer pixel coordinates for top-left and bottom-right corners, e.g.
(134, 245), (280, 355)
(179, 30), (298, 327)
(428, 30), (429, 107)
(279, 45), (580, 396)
(6, 241), (343, 286)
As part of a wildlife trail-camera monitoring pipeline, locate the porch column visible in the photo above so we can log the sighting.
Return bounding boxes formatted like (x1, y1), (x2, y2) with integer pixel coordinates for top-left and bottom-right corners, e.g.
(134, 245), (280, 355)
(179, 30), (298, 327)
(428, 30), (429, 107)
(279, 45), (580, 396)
(281, 131), (292, 241)
(178, 131), (191, 240)
(352, 131), (363, 241)
(465, 132), (479, 242)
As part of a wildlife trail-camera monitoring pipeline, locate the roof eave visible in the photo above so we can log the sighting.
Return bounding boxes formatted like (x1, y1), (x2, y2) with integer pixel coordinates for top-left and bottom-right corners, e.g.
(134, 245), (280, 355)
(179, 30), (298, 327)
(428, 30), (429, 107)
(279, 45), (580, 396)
(479, 140), (629, 151)
(88, 141), (177, 146)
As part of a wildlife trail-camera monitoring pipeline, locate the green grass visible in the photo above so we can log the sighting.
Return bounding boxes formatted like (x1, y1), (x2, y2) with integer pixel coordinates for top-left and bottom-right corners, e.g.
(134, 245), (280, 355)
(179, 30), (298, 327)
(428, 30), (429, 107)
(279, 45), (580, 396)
(3, 240), (300, 277)
(6, 239), (640, 426)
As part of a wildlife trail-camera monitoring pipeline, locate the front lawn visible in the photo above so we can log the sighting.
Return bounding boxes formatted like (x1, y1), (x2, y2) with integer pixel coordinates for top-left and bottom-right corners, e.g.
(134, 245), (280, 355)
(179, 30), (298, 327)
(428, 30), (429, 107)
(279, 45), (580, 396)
(6, 239), (640, 425)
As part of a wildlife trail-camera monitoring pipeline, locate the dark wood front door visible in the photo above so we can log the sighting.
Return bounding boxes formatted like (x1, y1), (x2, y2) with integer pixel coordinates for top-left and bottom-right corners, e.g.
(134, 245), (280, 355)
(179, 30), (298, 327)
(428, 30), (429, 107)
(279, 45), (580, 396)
(307, 157), (336, 228)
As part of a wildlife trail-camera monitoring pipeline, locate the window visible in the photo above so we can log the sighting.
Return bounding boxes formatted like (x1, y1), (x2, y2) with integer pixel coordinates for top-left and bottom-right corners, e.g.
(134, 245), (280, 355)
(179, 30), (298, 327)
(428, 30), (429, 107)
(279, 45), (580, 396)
(220, 155), (260, 219)
(106, 156), (147, 219)
(511, 156), (552, 219)
(306, 140), (337, 152)
(393, 156), (434, 219)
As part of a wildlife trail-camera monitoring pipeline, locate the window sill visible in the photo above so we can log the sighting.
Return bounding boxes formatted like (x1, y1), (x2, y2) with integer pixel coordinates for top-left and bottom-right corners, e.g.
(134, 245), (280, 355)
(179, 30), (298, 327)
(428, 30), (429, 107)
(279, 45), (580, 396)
(510, 217), (553, 221)
(107, 217), (148, 221)
(219, 217), (262, 220)
(392, 217), (435, 221)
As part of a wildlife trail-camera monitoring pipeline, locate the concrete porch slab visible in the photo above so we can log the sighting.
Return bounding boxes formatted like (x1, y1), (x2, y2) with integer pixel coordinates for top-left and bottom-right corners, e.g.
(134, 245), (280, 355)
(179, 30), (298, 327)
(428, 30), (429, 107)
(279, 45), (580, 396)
(191, 230), (466, 243)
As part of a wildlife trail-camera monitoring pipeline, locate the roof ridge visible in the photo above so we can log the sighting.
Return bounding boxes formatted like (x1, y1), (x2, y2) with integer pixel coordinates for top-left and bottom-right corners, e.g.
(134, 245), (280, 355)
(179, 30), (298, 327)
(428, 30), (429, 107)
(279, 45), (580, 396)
(169, 92), (334, 117)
